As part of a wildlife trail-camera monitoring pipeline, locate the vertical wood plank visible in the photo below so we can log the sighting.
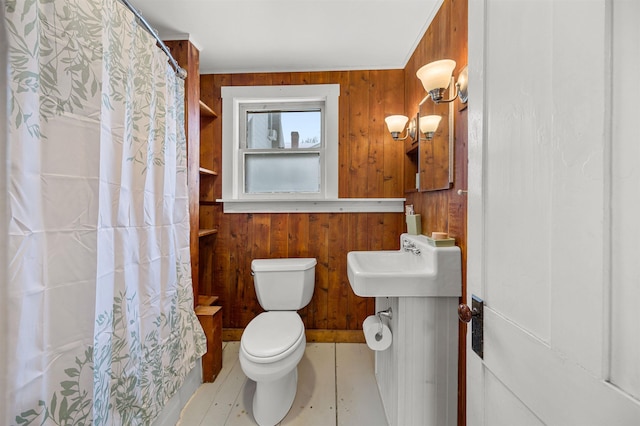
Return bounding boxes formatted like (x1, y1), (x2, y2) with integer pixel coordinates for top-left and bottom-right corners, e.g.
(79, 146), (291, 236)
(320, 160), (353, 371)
(308, 213), (329, 329)
(347, 71), (370, 198)
(233, 213), (251, 326)
(289, 72), (311, 85)
(382, 69), (405, 198)
(367, 70), (384, 197)
(269, 213), (288, 257)
(288, 214), (311, 324)
(346, 213), (370, 330)
(288, 214), (310, 257)
(335, 72), (352, 198)
(328, 213), (348, 330)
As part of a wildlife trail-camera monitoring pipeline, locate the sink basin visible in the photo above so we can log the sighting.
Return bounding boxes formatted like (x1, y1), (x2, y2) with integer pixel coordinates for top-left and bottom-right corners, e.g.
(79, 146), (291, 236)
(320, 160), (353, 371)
(347, 233), (461, 297)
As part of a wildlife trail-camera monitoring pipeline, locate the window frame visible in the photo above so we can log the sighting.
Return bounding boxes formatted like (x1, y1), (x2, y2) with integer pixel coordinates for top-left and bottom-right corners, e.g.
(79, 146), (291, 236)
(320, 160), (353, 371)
(222, 84), (339, 202)
(239, 100), (326, 199)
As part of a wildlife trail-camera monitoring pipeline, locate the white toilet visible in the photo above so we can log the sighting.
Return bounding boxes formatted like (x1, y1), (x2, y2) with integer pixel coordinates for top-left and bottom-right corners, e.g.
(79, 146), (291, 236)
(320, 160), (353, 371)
(239, 257), (316, 426)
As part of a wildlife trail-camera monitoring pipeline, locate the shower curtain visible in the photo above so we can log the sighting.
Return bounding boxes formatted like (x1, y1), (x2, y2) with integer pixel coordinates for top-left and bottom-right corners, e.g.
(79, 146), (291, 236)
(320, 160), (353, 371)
(1, 0), (9, 422)
(5, 0), (206, 424)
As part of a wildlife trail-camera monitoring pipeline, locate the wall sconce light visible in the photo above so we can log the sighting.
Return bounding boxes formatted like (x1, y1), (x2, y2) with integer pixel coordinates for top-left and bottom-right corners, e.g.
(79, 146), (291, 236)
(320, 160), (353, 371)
(384, 115), (416, 141)
(416, 59), (468, 104)
(419, 115), (442, 141)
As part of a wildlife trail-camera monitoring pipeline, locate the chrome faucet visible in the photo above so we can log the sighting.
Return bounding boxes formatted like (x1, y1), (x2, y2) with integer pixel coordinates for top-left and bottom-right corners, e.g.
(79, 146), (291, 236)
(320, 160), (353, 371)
(402, 239), (421, 255)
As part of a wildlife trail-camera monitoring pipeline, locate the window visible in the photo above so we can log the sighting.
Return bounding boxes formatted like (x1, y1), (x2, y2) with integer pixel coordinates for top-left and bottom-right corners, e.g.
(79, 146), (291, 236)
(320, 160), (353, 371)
(241, 104), (323, 195)
(222, 84), (339, 201)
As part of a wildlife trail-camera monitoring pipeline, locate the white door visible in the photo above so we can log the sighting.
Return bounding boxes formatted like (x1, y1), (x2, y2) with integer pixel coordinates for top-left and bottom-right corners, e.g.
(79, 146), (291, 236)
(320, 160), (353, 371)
(466, 0), (640, 424)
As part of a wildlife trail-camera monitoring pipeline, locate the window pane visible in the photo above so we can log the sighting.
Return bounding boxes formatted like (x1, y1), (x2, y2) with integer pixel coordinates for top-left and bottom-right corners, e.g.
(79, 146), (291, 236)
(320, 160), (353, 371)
(246, 110), (321, 149)
(245, 153), (320, 194)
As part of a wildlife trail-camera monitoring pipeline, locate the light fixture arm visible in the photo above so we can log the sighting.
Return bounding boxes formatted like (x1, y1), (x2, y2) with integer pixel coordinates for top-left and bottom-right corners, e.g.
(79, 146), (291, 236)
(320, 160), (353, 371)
(386, 116), (417, 141)
(420, 64), (469, 105)
(390, 130), (410, 141)
(428, 87), (459, 104)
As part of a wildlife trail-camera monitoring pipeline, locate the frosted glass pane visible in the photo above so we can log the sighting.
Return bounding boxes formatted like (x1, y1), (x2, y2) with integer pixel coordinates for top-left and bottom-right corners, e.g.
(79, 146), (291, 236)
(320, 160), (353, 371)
(245, 153), (320, 194)
(246, 110), (321, 149)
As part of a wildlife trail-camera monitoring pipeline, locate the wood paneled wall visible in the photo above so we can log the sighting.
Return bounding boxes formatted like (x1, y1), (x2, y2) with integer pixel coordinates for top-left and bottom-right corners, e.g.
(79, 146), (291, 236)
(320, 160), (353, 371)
(199, 71), (407, 339)
(403, 1), (468, 425)
(405, 0), (468, 234)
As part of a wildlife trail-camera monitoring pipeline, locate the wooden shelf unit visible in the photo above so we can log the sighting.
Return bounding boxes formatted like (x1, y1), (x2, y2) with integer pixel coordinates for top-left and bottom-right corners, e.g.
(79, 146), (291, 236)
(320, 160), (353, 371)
(197, 96), (222, 383)
(198, 97), (219, 276)
(163, 40), (223, 385)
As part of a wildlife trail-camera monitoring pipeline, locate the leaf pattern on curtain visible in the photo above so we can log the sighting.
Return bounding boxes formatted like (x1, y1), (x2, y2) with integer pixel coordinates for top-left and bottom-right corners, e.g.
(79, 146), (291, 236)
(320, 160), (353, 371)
(6, 0), (206, 424)
(6, 0), (103, 138)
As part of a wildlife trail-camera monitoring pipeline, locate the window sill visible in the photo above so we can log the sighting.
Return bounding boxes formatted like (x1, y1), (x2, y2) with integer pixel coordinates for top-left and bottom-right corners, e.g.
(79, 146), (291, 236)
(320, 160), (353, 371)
(217, 198), (406, 213)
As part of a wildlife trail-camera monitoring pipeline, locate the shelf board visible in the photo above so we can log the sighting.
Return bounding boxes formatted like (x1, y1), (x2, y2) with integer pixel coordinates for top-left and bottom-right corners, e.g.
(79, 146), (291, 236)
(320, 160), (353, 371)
(199, 100), (217, 118)
(198, 228), (218, 238)
(405, 145), (419, 155)
(195, 305), (222, 316)
(198, 295), (219, 306)
(199, 167), (218, 176)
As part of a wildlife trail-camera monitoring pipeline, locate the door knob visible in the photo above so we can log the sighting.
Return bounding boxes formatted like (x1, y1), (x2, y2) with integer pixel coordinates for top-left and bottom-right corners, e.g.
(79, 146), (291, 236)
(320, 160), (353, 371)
(458, 303), (479, 323)
(459, 295), (484, 358)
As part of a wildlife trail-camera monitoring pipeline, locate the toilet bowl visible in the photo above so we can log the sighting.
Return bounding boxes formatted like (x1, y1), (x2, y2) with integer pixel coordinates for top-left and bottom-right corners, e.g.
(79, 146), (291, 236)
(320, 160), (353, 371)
(239, 258), (316, 426)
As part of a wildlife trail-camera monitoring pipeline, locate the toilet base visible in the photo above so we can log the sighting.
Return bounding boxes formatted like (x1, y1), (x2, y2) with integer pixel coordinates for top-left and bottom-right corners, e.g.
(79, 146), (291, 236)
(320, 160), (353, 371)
(252, 367), (298, 426)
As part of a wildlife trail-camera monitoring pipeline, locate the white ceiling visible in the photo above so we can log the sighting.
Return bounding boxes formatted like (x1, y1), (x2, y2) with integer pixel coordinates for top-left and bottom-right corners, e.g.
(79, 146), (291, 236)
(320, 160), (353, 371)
(127, 0), (444, 75)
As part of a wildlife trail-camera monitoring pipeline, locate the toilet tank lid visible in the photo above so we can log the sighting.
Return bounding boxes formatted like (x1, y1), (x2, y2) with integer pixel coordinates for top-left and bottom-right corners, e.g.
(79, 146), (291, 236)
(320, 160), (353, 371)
(251, 258), (317, 272)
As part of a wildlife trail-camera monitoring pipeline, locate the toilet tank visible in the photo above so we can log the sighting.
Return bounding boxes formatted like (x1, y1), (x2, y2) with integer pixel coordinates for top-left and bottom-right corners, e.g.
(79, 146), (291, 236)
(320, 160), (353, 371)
(251, 258), (316, 311)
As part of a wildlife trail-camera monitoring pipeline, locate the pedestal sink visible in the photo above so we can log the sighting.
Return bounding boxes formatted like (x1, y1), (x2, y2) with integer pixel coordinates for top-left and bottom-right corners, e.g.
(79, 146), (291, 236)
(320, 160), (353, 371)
(347, 233), (461, 297)
(347, 233), (461, 426)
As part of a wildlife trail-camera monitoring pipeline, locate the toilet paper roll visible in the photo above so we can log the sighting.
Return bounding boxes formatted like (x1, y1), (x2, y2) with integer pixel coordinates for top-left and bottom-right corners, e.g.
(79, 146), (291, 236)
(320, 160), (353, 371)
(363, 315), (392, 351)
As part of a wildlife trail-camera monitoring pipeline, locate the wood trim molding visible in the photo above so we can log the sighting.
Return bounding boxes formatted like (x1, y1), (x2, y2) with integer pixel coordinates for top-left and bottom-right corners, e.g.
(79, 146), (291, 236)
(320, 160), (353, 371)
(223, 328), (365, 343)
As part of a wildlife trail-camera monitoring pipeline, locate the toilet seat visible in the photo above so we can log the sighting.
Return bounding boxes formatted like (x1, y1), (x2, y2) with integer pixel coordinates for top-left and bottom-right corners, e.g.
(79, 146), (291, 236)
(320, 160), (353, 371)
(241, 312), (305, 364)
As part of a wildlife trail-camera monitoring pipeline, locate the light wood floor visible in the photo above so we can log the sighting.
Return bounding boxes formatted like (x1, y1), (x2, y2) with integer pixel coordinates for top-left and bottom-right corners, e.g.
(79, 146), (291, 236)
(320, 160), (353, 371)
(178, 342), (388, 426)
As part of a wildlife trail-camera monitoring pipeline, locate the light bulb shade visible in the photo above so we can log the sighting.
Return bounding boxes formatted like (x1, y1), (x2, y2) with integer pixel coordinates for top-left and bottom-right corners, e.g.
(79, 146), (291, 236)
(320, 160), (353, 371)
(384, 115), (409, 133)
(419, 115), (442, 134)
(416, 59), (456, 93)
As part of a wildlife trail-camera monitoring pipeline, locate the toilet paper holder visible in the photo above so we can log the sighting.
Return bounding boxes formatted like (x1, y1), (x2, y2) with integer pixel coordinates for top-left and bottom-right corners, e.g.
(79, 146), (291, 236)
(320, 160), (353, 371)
(376, 307), (392, 321)
(374, 308), (393, 342)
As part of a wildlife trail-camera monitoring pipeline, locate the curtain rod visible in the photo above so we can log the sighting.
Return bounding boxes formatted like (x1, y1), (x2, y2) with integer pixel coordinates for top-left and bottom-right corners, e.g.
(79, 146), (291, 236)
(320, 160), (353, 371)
(118, 0), (187, 80)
